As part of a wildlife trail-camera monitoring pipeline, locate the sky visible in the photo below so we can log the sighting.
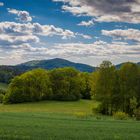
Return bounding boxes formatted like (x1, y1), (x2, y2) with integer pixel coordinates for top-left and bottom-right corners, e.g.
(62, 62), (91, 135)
(0, 0), (140, 66)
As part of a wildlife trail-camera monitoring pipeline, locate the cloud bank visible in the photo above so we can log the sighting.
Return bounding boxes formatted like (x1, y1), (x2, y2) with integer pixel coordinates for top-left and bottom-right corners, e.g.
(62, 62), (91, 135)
(53, 0), (140, 23)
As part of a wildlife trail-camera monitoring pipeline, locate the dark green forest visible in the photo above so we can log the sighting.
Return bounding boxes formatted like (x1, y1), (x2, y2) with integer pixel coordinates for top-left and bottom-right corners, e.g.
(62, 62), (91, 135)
(0, 61), (140, 118)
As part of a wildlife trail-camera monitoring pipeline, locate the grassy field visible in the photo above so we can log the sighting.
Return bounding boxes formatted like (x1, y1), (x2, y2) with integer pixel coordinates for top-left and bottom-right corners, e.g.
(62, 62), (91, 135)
(0, 100), (140, 140)
(0, 82), (8, 91)
(0, 100), (97, 113)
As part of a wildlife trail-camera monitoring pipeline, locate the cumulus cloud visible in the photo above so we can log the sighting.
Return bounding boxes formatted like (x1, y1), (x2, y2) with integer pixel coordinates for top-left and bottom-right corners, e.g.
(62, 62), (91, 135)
(11, 40), (140, 59)
(78, 20), (94, 27)
(53, 0), (140, 24)
(7, 8), (32, 22)
(1, 39), (140, 65)
(0, 2), (4, 6)
(76, 33), (92, 39)
(47, 41), (140, 59)
(0, 34), (39, 46)
(102, 29), (140, 42)
(0, 20), (92, 57)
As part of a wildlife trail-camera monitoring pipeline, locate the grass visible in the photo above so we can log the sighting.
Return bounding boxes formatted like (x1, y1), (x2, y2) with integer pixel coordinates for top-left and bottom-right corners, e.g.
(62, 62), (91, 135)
(0, 100), (140, 140)
(0, 112), (140, 140)
(0, 82), (8, 91)
(0, 100), (97, 114)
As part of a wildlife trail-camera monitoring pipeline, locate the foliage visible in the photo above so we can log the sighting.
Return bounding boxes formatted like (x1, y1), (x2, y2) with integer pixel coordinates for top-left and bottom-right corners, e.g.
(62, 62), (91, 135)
(90, 61), (140, 116)
(4, 67), (83, 103)
(0, 89), (6, 95)
(0, 83), (8, 91)
(79, 72), (91, 99)
(0, 58), (95, 84)
(135, 107), (140, 121)
(4, 69), (52, 103)
(0, 89), (5, 103)
(91, 61), (118, 115)
(0, 94), (4, 103)
(74, 112), (88, 119)
(2, 61), (140, 117)
(49, 67), (81, 101)
(0, 66), (23, 84)
(118, 62), (140, 114)
(113, 111), (128, 120)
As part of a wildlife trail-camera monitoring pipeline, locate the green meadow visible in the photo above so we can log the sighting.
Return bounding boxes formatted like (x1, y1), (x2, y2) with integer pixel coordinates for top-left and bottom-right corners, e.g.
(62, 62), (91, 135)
(0, 100), (140, 140)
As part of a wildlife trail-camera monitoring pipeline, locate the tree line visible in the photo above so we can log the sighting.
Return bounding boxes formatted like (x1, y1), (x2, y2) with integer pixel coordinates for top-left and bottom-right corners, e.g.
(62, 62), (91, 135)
(91, 61), (140, 116)
(1, 61), (140, 116)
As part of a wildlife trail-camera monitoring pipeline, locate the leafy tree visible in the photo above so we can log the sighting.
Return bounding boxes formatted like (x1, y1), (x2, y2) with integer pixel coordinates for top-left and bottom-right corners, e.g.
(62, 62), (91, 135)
(92, 61), (118, 115)
(49, 67), (81, 101)
(4, 69), (52, 103)
(79, 72), (91, 99)
(118, 62), (140, 114)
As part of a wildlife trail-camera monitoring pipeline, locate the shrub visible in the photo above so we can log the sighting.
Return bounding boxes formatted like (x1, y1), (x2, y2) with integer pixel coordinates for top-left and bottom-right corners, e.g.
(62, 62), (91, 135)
(135, 107), (140, 121)
(74, 112), (87, 119)
(92, 103), (105, 114)
(113, 111), (128, 120)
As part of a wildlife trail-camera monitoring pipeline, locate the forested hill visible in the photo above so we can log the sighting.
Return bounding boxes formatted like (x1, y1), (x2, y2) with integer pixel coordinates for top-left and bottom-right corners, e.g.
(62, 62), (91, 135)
(0, 58), (139, 84)
(116, 62), (140, 69)
(19, 58), (95, 72)
(0, 58), (95, 83)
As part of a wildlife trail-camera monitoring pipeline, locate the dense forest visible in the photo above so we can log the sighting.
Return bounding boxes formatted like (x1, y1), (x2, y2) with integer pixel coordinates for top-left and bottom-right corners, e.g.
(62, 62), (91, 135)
(0, 61), (140, 118)
(0, 58), (95, 84)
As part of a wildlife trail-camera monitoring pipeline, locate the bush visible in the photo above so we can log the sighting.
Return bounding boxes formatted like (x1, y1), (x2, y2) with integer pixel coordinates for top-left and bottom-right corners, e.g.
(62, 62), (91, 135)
(92, 103), (106, 114)
(135, 107), (140, 121)
(113, 111), (128, 120)
(74, 112), (87, 119)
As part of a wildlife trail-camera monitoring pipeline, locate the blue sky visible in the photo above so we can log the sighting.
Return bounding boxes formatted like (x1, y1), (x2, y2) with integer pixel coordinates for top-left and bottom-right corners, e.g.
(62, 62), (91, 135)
(0, 0), (140, 66)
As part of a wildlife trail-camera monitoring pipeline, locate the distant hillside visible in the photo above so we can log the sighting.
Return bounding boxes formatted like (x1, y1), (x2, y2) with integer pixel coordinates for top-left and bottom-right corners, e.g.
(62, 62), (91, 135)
(19, 58), (95, 72)
(0, 58), (95, 83)
(0, 59), (139, 84)
(116, 62), (140, 69)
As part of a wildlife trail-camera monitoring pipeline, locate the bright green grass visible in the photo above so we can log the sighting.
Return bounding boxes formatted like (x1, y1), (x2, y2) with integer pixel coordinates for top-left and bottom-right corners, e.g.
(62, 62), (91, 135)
(0, 112), (140, 140)
(0, 100), (97, 114)
(0, 82), (8, 91)
(0, 100), (140, 140)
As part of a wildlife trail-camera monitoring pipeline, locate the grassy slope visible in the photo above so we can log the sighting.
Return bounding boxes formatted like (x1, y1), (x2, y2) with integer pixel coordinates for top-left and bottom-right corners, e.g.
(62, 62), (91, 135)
(0, 100), (97, 113)
(0, 82), (8, 90)
(0, 100), (140, 140)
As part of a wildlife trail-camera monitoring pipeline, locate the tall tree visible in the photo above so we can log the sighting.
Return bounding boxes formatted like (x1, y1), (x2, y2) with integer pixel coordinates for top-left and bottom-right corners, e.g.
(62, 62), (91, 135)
(92, 61), (117, 115)
(118, 62), (140, 114)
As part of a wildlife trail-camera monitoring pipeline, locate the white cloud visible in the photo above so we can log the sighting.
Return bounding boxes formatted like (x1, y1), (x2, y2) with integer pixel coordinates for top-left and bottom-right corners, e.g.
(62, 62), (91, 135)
(102, 29), (140, 42)
(78, 20), (94, 27)
(76, 33), (92, 39)
(0, 34), (39, 46)
(0, 2), (4, 6)
(48, 41), (140, 59)
(1, 39), (140, 65)
(7, 8), (32, 22)
(0, 20), (92, 60)
(53, 0), (140, 24)
(9, 40), (140, 59)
